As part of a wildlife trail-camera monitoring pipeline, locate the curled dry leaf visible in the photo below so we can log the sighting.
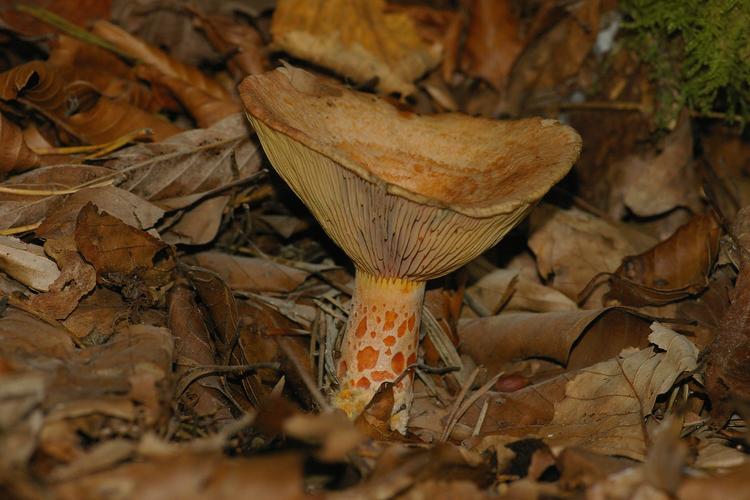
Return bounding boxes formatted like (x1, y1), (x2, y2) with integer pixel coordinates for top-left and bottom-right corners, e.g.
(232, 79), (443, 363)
(0, 236), (59, 291)
(48, 35), (159, 113)
(74, 203), (174, 296)
(271, 0), (442, 95)
(92, 20), (232, 101)
(105, 114), (262, 207)
(472, 323), (698, 460)
(608, 114), (702, 218)
(458, 307), (654, 373)
(0, 61), (181, 143)
(188, 251), (310, 293)
(135, 65), (241, 128)
(529, 205), (655, 303)
(466, 267), (577, 314)
(605, 213), (721, 307)
(0, 112), (39, 176)
(461, 0), (525, 90)
(191, 11), (268, 78)
(160, 195), (230, 246)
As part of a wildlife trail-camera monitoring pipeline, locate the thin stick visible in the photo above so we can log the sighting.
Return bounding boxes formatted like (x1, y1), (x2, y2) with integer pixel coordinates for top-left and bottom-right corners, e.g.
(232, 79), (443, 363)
(439, 367), (480, 442)
(0, 179), (114, 196)
(0, 221), (42, 236)
(472, 399), (490, 436)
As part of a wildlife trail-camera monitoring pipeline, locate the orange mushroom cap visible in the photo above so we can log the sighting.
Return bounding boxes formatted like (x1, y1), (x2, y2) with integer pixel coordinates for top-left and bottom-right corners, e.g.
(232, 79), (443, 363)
(240, 65), (581, 281)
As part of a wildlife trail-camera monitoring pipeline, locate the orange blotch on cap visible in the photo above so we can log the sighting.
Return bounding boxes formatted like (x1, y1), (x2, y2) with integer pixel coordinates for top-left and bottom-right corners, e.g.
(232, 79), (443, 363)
(384, 310), (398, 330)
(370, 331), (376, 338)
(397, 321), (408, 337)
(408, 313), (416, 331)
(338, 360), (348, 374)
(356, 377), (371, 389)
(407, 353), (417, 365)
(355, 317), (367, 338)
(391, 352), (405, 373)
(357, 346), (379, 371)
(383, 336), (396, 346)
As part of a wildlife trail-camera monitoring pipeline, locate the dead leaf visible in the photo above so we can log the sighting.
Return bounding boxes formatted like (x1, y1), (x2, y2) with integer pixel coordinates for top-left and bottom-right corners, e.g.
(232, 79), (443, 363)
(529, 205), (655, 302)
(191, 10), (268, 78)
(458, 307), (655, 372)
(135, 65), (241, 128)
(93, 20), (232, 101)
(608, 114), (702, 218)
(161, 195), (229, 246)
(105, 113), (262, 207)
(473, 323), (698, 461)
(0, 111), (39, 176)
(678, 464), (750, 500)
(0, 236), (59, 291)
(189, 251), (309, 293)
(271, 0), (442, 95)
(62, 287), (128, 343)
(605, 213), (721, 306)
(0, 1), (110, 37)
(0, 61), (182, 143)
(461, 0), (524, 90)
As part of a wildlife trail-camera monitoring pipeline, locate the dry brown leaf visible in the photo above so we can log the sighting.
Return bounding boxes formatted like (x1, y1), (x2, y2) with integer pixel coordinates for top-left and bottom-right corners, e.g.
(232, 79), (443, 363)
(528, 205), (655, 303)
(605, 213), (721, 307)
(0, 165), (114, 230)
(271, 0), (442, 95)
(189, 251), (310, 293)
(0, 236), (59, 291)
(607, 114), (702, 218)
(504, 0), (602, 113)
(678, 464), (750, 500)
(0, 61), (181, 143)
(74, 203), (174, 296)
(466, 268), (577, 314)
(0, 112), (39, 176)
(62, 287), (128, 343)
(0, 1), (110, 36)
(161, 195), (229, 246)
(92, 20), (232, 101)
(135, 65), (241, 128)
(461, 0), (524, 90)
(168, 282), (232, 422)
(53, 452), (306, 500)
(105, 114), (261, 207)
(473, 323), (698, 460)
(458, 307), (654, 372)
(191, 11), (268, 78)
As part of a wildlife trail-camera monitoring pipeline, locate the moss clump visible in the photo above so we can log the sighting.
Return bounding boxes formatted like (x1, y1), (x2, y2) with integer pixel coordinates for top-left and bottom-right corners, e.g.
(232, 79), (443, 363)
(621, 0), (750, 128)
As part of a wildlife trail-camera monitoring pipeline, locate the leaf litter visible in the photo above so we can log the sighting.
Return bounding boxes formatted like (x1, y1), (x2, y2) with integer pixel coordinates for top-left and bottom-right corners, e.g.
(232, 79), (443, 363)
(0, 1), (748, 498)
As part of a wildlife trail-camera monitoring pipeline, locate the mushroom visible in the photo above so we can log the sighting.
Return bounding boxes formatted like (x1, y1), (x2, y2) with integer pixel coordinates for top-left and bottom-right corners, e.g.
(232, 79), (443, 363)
(239, 66), (581, 432)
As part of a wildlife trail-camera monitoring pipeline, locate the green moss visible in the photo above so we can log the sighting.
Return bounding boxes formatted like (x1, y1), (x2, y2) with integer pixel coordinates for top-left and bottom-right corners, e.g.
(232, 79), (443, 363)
(621, 0), (750, 128)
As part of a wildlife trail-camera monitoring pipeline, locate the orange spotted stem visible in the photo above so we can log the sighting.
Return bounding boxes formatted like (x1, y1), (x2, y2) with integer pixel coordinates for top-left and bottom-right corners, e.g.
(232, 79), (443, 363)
(332, 272), (424, 432)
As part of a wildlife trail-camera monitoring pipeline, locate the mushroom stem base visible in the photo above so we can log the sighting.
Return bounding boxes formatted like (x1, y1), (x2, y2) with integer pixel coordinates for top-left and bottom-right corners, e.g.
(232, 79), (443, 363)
(333, 272), (425, 432)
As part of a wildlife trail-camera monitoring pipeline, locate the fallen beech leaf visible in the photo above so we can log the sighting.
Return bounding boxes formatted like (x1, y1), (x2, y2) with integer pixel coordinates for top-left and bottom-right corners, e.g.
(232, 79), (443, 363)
(168, 282), (233, 422)
(105, 114), (262, 207)
(461, 0), (524, 90)
(161, 195), (229, 245)
(505, 0), (602, 113)
(466, 268), (577, 314)
(135, 65), (241, 128)
(0, 236), (59, 291)
(48, 35), (160, 113)
(474, 323), (698, 460)
(0, 164), (114, 230)
(189, 251), (309, 293)
(458, 307), (654, 372)
(62, 287), (128, 343)
(74, 203), (174, 295)
(191, 11), (268, 78)
(0, 61), (181, 143)
(605, 213), (721, 306)
(53, 452), (305, 500)
(92, 20), (232, 101)
(271, 0), (442, 95)
(0, 1), (110, 37)
(0, 112), (39, 176)
(608, 114), (702, 218)
(529, 205), (655, 302)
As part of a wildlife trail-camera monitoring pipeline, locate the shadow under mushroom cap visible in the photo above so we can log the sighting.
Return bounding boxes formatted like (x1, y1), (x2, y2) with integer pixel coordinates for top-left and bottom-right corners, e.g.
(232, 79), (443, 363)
(239, 65), (582, 219)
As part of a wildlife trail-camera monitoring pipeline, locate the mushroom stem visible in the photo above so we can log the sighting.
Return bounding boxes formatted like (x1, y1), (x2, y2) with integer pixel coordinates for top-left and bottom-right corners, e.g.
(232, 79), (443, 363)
(333, 271), (425, 432)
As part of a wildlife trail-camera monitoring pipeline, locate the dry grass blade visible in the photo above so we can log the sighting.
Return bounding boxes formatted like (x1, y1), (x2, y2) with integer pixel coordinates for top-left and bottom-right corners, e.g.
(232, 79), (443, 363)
(440, 367), (480, 442)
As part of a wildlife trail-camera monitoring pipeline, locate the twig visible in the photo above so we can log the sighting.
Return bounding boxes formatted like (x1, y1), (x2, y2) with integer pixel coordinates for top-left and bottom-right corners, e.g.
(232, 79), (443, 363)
(442, 371), (504, 442)
(0, 179), (114, 196)
(439, 367), (480, 442)
(0, 221), (42, 236)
